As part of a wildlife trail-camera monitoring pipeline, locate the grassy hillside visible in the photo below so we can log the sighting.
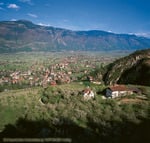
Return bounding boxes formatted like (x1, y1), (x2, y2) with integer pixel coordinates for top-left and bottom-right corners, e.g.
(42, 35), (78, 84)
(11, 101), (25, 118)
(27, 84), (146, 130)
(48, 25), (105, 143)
(0, 83), (150, 143)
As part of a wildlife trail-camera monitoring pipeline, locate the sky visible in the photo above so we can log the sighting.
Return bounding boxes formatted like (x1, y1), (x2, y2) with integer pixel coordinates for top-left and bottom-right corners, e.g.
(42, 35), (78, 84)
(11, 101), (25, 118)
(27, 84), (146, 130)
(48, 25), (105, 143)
(0, 0), (150, 37)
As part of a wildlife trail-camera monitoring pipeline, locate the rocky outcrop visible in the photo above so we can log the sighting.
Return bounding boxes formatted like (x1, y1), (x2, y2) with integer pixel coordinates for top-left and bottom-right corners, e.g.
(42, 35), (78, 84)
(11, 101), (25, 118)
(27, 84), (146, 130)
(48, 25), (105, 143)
(104, 49), (150, 86)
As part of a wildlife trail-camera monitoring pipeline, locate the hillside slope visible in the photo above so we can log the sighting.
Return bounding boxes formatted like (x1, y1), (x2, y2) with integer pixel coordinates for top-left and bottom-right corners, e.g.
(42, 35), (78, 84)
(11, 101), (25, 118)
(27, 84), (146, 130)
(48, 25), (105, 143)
(0, 85), (150, 143)
(104, 48), (150, 86)
(1, 20), (150, 52)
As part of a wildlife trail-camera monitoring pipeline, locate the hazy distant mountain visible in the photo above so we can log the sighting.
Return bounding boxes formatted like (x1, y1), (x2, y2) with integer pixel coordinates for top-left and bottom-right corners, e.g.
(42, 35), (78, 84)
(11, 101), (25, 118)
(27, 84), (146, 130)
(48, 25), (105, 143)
(104, 48), (150, 86)
(0, 20), (150, 52)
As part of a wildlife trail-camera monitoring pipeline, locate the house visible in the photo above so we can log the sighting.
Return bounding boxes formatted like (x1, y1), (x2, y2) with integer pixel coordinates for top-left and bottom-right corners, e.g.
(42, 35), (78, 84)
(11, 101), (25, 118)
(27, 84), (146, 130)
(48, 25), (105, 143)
(106, 85), (133, 98)
(83, 87), (94, 100)
(50, 81), (57, 86)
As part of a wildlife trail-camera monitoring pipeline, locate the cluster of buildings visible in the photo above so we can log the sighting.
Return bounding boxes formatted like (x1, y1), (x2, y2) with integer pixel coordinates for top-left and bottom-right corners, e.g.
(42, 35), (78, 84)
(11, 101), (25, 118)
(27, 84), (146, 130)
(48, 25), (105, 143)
(0, 55), (101, 88)
(82, 84), (141, 100)
(0, 67), (71, 87)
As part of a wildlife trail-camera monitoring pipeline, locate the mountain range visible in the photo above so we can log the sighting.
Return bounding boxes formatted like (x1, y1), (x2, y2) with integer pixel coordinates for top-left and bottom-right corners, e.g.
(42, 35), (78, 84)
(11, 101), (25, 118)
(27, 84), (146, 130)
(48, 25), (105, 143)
(0, 20), (150, 52)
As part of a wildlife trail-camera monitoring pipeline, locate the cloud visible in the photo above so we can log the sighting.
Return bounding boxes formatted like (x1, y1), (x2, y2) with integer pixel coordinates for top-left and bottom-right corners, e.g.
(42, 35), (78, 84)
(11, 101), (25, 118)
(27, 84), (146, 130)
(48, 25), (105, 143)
(0, 2), (4, 5)
(107, 30), (113, 33)
(27, 13), (38, 18)
(10, 19), (17, 21)
(19, 0), (33, 5)
(128, 32), (150, 38)
(38, 23), (51, 27)
(7, 4), (20, 9)
(134, 32), (150, 38)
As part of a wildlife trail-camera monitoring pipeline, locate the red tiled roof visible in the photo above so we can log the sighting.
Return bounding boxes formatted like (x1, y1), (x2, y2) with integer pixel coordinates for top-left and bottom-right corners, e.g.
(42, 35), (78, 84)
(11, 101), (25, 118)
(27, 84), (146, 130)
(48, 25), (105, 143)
(83, 88), (92, 94)
(108, 85), (130, 91)
(50, 81), (57, 86)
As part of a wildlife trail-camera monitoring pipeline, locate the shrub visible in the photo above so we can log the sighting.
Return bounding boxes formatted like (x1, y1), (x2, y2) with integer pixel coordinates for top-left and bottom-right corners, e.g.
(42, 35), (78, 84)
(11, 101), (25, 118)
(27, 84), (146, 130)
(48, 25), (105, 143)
(41, 96), (48, 104)
(41, 87), (64, 104)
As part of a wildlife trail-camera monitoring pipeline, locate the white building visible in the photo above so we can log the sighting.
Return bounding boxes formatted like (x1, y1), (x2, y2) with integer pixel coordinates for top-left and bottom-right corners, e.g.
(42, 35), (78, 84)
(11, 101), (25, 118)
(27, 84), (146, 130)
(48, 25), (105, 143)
(106, 85), (133, 98)
(83, 88), (94, 100)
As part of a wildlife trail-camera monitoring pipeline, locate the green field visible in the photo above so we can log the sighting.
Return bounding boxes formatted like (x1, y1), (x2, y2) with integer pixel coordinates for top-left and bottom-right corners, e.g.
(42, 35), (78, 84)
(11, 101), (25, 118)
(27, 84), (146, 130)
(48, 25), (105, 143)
(0, 51), (130, 71)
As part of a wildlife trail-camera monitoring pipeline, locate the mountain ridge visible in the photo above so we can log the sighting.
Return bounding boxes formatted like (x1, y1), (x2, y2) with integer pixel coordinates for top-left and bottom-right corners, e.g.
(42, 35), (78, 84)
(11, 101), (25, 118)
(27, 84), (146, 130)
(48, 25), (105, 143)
(0, 20), (150, 52)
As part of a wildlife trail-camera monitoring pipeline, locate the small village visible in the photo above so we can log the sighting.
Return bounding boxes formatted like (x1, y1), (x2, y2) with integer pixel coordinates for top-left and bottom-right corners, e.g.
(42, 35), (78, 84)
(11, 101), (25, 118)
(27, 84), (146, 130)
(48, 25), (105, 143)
(0, 54), (104, 89)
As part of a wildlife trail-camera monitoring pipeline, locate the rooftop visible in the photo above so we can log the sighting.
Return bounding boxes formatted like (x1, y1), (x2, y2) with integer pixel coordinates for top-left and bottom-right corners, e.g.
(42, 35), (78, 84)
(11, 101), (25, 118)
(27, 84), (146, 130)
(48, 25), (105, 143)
(108, 85), (130, 92)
